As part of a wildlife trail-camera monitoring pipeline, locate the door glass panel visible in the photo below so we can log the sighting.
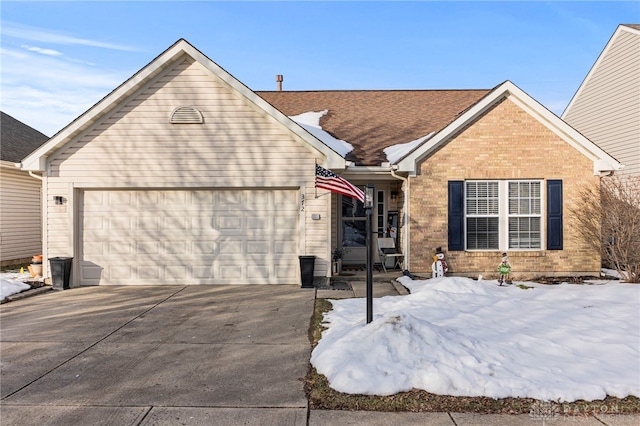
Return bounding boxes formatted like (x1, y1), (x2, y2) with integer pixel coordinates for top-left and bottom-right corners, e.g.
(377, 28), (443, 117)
(342, 196), (365, 217)
(341, 195), (366, 248)
(342, 221), (366, 247)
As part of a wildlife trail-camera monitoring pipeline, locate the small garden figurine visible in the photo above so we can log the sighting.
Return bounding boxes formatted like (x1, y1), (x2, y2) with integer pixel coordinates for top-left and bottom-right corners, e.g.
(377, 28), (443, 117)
(497, 252), (512, 286)
(432, 247), (448, 278)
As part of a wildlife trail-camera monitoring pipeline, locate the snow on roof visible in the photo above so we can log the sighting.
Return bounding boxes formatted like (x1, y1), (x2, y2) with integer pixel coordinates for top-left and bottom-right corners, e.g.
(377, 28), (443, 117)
(290, 110), (436, 165)
(384, 132), (435, 164)
(289, 110), (354, 158)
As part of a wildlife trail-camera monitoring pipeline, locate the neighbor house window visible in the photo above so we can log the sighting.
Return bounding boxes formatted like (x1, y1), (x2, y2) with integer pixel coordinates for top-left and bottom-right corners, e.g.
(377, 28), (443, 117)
(464, 180), (542, 251)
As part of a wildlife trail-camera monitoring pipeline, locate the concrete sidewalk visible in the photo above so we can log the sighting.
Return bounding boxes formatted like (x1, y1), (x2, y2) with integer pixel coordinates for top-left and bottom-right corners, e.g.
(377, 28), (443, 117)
(1, 282), (638, 425)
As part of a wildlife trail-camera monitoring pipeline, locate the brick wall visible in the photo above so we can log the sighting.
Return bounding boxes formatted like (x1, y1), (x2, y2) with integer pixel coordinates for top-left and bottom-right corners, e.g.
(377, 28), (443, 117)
(409, 98), (601, 279)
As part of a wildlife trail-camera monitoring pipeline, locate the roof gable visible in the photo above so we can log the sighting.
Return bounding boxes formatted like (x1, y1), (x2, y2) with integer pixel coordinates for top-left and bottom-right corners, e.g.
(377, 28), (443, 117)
(21, 39), (345, 171)
(563, 24), (640, 119)
(0, 111), (49, 163)
(397, 81), (621, 175)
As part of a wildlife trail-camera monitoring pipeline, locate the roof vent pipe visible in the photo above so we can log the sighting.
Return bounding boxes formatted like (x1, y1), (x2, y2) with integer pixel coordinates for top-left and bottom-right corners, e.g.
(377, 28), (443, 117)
(276, 74), (283, 91)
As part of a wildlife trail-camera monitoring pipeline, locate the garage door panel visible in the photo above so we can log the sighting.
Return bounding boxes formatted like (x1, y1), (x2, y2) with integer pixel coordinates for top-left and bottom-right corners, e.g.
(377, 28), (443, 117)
(80, 189), (299, 285)
(219, 240), (243, 255)
(191, 216), (217, 230)
(193, 241), (216, 255)
(247, 240), (269, 254)
(218, 217), (243, 232)
(137, 241), (161, 255)
(247, 216), (269, 230)
(109, 241), (134, 255)
(110, 265), (134, 280)
(247, 264), (270, 280)
(108, 191), (135, 206)
(274, 240), (296, 254)
(163, 216), (189, 230)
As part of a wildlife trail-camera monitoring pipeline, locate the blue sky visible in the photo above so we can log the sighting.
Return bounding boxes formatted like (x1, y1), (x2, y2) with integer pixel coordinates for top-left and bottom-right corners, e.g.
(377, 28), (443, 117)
(1, 1), (638, 136)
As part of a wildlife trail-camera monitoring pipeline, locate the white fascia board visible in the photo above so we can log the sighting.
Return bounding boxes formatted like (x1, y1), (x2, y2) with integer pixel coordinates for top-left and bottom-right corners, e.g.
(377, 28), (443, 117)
(563, 25), (640, 119)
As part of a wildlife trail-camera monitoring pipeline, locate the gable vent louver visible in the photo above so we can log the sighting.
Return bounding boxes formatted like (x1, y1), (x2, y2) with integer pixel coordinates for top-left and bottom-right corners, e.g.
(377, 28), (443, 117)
(170, 106), (204, 124)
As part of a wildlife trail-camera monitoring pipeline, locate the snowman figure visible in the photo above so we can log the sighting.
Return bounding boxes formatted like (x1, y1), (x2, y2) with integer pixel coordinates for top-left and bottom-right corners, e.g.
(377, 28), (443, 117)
(431, 247), (448, 278)
(497, 252), (512, 286)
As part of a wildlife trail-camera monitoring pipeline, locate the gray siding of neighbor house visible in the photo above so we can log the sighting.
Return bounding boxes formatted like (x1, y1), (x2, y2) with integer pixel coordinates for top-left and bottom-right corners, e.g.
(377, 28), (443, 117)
(563, 27), (640, 176)
(43, 56), (331, 281)
(0, 165), (42, 265)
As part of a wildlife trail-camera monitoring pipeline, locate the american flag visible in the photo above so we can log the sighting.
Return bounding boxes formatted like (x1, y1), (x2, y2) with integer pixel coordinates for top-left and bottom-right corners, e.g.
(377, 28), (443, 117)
(315, 164), (365, 202)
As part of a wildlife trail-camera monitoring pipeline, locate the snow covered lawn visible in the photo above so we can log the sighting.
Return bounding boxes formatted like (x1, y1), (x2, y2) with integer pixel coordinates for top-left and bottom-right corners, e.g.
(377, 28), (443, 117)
(311, 276), (640, 402)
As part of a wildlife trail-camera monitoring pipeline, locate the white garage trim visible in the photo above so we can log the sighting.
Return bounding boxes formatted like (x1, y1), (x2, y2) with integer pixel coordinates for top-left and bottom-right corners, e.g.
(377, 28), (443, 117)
(78, 188), (299, 285)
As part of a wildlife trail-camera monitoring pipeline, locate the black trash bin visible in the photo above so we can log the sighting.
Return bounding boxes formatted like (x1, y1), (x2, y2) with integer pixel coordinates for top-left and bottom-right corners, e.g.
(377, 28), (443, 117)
(49, 257), (73, 290)
(299, 255), (315, 288)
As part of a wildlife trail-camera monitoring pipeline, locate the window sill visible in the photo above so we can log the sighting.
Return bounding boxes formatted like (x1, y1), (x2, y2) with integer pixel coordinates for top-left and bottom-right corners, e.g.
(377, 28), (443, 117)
(464, 251), (546, 258)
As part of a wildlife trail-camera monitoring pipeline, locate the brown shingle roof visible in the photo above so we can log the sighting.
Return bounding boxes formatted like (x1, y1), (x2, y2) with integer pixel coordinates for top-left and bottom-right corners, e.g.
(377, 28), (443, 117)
(1, 111), (49, 163)
(257, 89), (490, 166)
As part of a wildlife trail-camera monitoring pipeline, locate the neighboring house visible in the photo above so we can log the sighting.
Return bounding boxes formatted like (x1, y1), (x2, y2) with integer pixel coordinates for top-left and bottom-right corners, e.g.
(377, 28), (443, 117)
(21, 39), (620, 286)
(0, 112), (49, 266)
(563, 24), (640, 176)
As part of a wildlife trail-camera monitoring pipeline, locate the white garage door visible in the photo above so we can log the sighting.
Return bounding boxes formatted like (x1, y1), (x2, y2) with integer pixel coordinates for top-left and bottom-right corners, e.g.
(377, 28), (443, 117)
(79, 189), (299, 285)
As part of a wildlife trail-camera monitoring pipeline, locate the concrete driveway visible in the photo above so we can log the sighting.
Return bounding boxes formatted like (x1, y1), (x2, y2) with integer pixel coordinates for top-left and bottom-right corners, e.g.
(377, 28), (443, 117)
(0, 285), (314, 425)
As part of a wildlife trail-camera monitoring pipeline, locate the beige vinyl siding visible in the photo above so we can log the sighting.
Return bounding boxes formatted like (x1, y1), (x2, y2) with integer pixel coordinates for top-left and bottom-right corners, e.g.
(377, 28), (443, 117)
(43, 57), (331, 283)
(0, 165), (42, 265)
(563, 28), (640, 176)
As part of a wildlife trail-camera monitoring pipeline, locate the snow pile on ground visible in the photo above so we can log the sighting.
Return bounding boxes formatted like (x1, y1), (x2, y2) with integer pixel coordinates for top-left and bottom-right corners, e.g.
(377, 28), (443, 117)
(311, 276), (640, 402)
(0, 272), (32, 301)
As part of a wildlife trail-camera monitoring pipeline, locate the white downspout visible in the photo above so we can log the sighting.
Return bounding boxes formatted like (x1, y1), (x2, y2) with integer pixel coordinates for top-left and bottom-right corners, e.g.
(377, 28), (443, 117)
(390, 167), (409, 270)
(25, 169), (46, 278)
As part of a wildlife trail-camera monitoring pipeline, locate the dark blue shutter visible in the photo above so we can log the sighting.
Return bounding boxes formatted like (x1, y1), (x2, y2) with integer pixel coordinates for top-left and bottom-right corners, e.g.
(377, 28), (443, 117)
(448, 181), (464, 251)
(547, 180), (563, 250)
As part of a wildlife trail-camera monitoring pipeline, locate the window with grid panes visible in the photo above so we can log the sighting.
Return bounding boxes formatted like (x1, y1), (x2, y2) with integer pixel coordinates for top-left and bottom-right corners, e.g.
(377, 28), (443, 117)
(508, 181), (541, 249)
(464, 180), (542, 251)
(466, 181), (499, 250)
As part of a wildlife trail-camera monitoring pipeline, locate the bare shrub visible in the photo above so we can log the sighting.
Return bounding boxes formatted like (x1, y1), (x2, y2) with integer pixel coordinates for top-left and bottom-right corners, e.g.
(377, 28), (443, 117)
(570, 175), (640, 283)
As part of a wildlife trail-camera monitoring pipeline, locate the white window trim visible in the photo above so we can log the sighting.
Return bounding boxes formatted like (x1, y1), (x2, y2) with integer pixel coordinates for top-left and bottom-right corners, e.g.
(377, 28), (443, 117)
(465, 180), (544, 252)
